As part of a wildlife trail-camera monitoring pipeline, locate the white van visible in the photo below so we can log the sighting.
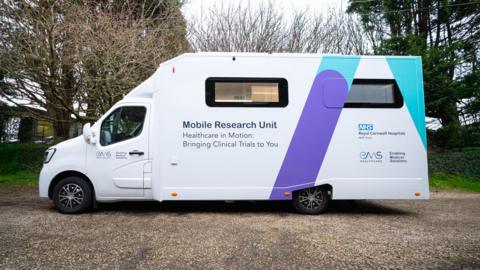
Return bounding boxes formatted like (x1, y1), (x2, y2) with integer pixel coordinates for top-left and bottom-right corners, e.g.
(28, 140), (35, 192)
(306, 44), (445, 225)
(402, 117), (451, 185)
(39, 53), (429, 214)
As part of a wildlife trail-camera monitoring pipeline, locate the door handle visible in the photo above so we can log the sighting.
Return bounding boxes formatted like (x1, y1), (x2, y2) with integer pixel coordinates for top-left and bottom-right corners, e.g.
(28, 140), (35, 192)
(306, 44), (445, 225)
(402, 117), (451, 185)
(129, 150), (144, 156)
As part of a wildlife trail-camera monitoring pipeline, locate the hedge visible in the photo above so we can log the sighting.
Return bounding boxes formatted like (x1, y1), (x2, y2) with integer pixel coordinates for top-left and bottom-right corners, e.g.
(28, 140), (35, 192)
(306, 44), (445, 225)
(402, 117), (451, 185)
(429, 147), (480, 178)
(0, 143), (48, 174)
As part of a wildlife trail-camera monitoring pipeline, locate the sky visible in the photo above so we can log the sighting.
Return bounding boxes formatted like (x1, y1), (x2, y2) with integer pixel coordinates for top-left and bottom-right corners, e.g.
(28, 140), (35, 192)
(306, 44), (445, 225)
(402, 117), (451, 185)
(181, 0), (346, 21)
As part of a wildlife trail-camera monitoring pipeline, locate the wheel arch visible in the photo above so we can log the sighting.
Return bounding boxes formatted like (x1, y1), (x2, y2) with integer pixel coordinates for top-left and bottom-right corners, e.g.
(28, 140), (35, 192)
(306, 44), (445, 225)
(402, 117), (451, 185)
(319, 184), (333, 197)
(292, 183), (333, 195)
(48, 171), (95, 200)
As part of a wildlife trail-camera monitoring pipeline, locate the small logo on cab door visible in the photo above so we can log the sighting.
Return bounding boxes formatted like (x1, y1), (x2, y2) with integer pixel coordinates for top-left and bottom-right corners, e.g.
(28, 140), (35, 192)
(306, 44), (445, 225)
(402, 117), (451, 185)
(116, 152), (127, 159)
(96, 151), (111, 159)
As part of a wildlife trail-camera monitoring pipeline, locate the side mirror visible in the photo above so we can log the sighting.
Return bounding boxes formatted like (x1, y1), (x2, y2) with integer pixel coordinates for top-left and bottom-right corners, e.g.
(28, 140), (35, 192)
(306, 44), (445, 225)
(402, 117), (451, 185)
(82, 123), (96, 144)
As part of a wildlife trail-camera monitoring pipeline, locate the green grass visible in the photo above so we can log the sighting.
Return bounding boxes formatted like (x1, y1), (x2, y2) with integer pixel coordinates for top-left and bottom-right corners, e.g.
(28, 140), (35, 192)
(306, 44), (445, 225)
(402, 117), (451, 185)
(0, 171), (39, 187)
(430, 173), (480, 192)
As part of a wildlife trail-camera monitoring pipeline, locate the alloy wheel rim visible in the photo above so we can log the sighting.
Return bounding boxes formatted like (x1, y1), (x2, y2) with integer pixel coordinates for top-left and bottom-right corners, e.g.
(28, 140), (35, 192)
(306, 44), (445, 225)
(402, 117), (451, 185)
(298, 187), (323, 210)
(58, 183), (84, 209)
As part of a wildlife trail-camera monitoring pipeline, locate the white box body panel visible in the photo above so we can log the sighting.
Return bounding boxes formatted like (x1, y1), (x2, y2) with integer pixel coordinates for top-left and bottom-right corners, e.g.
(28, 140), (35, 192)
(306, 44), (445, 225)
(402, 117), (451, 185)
(39, 53), (429, 202)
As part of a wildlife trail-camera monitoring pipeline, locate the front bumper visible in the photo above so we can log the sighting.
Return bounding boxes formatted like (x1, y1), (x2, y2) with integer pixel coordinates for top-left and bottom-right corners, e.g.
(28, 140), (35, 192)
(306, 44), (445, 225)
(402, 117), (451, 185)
(38, 165), (55, 198)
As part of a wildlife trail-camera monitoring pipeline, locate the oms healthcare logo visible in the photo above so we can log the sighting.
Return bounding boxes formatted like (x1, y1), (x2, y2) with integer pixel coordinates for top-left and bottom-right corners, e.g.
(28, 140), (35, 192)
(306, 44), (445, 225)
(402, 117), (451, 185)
(360, 151), (383, 163)
(96, 151), (111, 159)
(359, 151), (409, 164)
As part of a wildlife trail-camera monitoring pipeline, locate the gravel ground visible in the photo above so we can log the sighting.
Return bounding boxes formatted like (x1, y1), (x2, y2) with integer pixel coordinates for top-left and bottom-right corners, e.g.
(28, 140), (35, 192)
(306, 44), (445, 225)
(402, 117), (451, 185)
(0, 188), (479, 270)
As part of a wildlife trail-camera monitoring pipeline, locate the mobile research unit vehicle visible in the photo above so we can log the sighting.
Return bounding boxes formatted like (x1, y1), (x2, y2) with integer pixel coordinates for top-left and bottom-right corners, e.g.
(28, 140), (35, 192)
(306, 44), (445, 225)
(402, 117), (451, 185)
(39, 53), (429, 214)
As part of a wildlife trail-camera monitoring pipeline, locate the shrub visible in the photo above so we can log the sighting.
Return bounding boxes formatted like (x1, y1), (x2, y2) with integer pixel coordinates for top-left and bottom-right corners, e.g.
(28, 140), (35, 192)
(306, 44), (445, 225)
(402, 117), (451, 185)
(428, 124), (480, 149)
(0, 143), (48, 174)
(429, 147), (480, 178)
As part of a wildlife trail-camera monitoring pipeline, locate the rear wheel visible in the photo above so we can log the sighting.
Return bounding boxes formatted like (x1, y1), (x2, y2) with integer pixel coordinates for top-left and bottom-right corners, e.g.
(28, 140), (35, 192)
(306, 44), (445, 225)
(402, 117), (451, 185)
(292, 186), (329, 214)
(52, 176), (93, 214)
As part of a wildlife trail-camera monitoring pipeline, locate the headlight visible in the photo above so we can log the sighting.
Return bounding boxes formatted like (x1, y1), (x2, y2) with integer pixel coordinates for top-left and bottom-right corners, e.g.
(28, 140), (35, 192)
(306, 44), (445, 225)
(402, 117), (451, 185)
(43, 148), (56, 163)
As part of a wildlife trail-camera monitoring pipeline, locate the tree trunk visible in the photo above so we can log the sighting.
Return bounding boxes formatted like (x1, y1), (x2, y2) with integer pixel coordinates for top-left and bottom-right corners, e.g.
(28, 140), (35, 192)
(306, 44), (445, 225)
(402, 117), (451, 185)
(54, 125), (69, 140)
(417, 0), (429, 48)
(53, 111), (71, 140)
(439, 100), (461, 127)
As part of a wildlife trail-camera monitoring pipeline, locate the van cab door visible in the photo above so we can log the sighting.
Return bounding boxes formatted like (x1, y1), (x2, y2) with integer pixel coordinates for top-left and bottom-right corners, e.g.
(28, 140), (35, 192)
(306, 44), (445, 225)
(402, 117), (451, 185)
(86, 103), (150, 198)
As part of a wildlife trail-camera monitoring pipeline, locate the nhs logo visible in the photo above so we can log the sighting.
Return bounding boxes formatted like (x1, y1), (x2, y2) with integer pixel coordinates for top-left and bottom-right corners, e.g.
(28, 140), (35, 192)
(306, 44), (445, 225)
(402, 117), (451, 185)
(358, 124), (374, 131)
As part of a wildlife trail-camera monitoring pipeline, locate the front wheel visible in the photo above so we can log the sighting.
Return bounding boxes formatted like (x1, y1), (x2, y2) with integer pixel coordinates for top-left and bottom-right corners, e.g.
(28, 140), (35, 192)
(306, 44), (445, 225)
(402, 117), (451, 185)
(292, 186), (330, 214)
(52, 176), (93, 214)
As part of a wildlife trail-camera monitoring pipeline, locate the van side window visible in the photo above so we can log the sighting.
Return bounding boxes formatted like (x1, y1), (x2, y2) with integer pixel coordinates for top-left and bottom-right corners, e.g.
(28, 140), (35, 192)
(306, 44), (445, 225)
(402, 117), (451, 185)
(344, 79), (404, 108)
(100, 106), (146, 146)
(206, 77), (288, 107)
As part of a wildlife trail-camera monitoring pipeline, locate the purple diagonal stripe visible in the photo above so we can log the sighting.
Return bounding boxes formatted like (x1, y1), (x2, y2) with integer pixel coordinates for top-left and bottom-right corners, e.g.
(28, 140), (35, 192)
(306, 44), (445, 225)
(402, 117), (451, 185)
(269, 70), (348, 199)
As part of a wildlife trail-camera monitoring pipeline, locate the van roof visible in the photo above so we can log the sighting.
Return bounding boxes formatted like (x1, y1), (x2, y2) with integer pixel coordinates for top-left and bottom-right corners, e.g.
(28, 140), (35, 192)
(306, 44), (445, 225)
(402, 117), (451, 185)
(125, 53), (421, 99)
(175, 52), (420, 59)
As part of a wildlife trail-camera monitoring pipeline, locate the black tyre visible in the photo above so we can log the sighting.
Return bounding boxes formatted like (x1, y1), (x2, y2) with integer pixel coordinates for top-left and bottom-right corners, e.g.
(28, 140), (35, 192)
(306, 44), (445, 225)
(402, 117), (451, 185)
(52, 176), (93, 214)
(292, 186), (329, 214)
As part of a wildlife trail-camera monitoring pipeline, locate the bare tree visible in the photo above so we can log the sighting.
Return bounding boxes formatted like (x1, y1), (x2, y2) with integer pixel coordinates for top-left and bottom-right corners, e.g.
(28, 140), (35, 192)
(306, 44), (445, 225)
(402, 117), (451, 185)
(0, 0), (189, 139)
(0, 1), (78, 138)
(72, 1), (190, 120)
(187, 2), (370, 54)
(188, 2), (284, 52)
